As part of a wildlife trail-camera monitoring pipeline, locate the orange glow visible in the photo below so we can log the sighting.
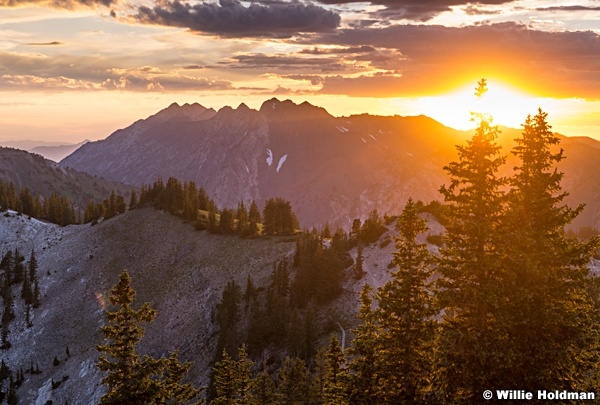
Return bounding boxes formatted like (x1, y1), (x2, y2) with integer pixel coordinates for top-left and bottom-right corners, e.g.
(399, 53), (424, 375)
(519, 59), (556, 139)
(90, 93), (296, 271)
(415, 80), (541, 130)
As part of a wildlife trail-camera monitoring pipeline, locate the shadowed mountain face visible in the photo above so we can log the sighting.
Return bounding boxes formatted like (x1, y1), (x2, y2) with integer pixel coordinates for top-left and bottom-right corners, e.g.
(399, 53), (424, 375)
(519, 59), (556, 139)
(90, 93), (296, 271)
(61, 98), (600, 230)
(61, 99), (464, 228)
(0, 147), (131, 208)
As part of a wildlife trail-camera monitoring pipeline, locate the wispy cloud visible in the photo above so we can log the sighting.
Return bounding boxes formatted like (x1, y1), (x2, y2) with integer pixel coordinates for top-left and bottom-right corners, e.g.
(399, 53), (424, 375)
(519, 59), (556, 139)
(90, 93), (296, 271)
(315, 0), (516, 21)
(535, 5), (600, 12)
(24, 41), (64, 46)
(0, 0), (114, 9)
(0, 51), (233, 91)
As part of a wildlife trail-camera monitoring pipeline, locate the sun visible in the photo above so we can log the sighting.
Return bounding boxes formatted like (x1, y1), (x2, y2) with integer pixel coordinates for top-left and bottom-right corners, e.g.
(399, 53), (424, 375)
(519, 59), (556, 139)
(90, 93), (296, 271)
(415, 80), (541, 130)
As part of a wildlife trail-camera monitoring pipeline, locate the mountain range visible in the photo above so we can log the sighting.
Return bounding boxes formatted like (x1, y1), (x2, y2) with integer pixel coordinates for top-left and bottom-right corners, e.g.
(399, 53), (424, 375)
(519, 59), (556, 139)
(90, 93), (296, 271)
(61, 98), (600, 230)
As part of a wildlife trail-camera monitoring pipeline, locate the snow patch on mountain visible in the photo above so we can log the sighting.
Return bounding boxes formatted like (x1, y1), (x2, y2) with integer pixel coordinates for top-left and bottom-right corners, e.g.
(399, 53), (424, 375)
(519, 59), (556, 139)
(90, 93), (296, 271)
(276, 155), (288, 173)
(266, 149), (273, 166)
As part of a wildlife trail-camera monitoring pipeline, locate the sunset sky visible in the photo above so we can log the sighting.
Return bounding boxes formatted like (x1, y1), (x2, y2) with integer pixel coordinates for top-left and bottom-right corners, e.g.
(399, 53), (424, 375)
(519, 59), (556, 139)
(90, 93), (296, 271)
(1, 0), (599, 143)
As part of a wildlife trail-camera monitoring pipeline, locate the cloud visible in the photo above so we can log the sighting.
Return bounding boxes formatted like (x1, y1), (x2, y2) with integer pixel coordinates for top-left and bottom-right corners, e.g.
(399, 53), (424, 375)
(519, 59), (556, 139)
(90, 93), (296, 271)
(280, 74), (324, 85)
(463, 4), (501, 15)
(0, 51), (233, 92)
(24, 41), (65, 46)
(309, 22), (600, 99)
(181, 64), (204, 70)
(314, 0), (515, 21)
(535, 5), (600, 12)
(299, 45), (376, 55)
(222, 46), (404, 75)
(0, 73), (233, 91)
(224, 53), (351, 73)
(0, 0), (114, 9)
(133, 0), (340, 38)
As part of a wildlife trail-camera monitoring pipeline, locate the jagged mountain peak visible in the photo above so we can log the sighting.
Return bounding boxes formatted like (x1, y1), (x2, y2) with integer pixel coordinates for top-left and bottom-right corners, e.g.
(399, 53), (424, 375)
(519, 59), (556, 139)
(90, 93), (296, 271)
(259, 97), (331, 120)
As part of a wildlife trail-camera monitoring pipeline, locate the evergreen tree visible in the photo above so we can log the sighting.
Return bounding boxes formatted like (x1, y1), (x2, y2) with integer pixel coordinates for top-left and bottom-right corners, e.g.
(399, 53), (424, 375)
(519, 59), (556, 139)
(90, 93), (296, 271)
(219, 209), (236, 235)
(323, 335), (348, 405)
(502, 109), (600, 391)
(346, 285), (379, 404)
(253, 365), (276, 405)
(96, 270), (200, 404)
(354, 244), (364, 280)
(234, 345), (255, 404)
(211, 350), (237, 404)
(243, 275), (257, 305)
(276, 356), (309, 405)
(236, 201), (249, 236)
(262, 197), (295, 236)
(376, 198), (435, 403)
(182, 181), (200, 222)
(248, 200), (261, 224)
(32, 277), (40, 308)
(434, 84), (509, 402)
(211, 345), (255, 405)
(216, 280), (242, 357)
(129, 189), (138, 210)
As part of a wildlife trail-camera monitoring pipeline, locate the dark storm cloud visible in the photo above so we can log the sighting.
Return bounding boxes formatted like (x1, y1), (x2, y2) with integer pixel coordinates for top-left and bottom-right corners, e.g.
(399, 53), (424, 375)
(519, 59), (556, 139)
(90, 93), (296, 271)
(0, 0), (114, 8)
(133, 0), (340, 38)
(314, 0), (515, 21)
(308, 22), (600, 99)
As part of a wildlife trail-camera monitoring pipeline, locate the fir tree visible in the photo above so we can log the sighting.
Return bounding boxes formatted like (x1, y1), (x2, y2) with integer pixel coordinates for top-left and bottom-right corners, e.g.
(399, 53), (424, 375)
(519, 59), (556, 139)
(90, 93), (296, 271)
(96, 270), (201, 404)
(253, 365), (276, 405)
(354, 244), (364, 280)
(216, 280), (242, 357)
(376, 198), (435, 403)
(434, 83), (509, 402)
(129, 189), (138, 210)
(323, 335), (348, 405)
(236, 201), (249, 236)
(276, 356), (309, 405)
(346, 285), (379, 404)
(211, 350), (236, 404)
(502, 109), (600, 391)
(211, 345), (255, 405)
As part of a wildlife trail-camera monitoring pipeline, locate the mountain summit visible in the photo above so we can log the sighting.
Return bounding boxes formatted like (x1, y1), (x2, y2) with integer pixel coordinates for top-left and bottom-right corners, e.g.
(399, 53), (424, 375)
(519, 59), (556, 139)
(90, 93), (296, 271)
(61, 99), (463, 227)
(61, 99), (600, 229)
